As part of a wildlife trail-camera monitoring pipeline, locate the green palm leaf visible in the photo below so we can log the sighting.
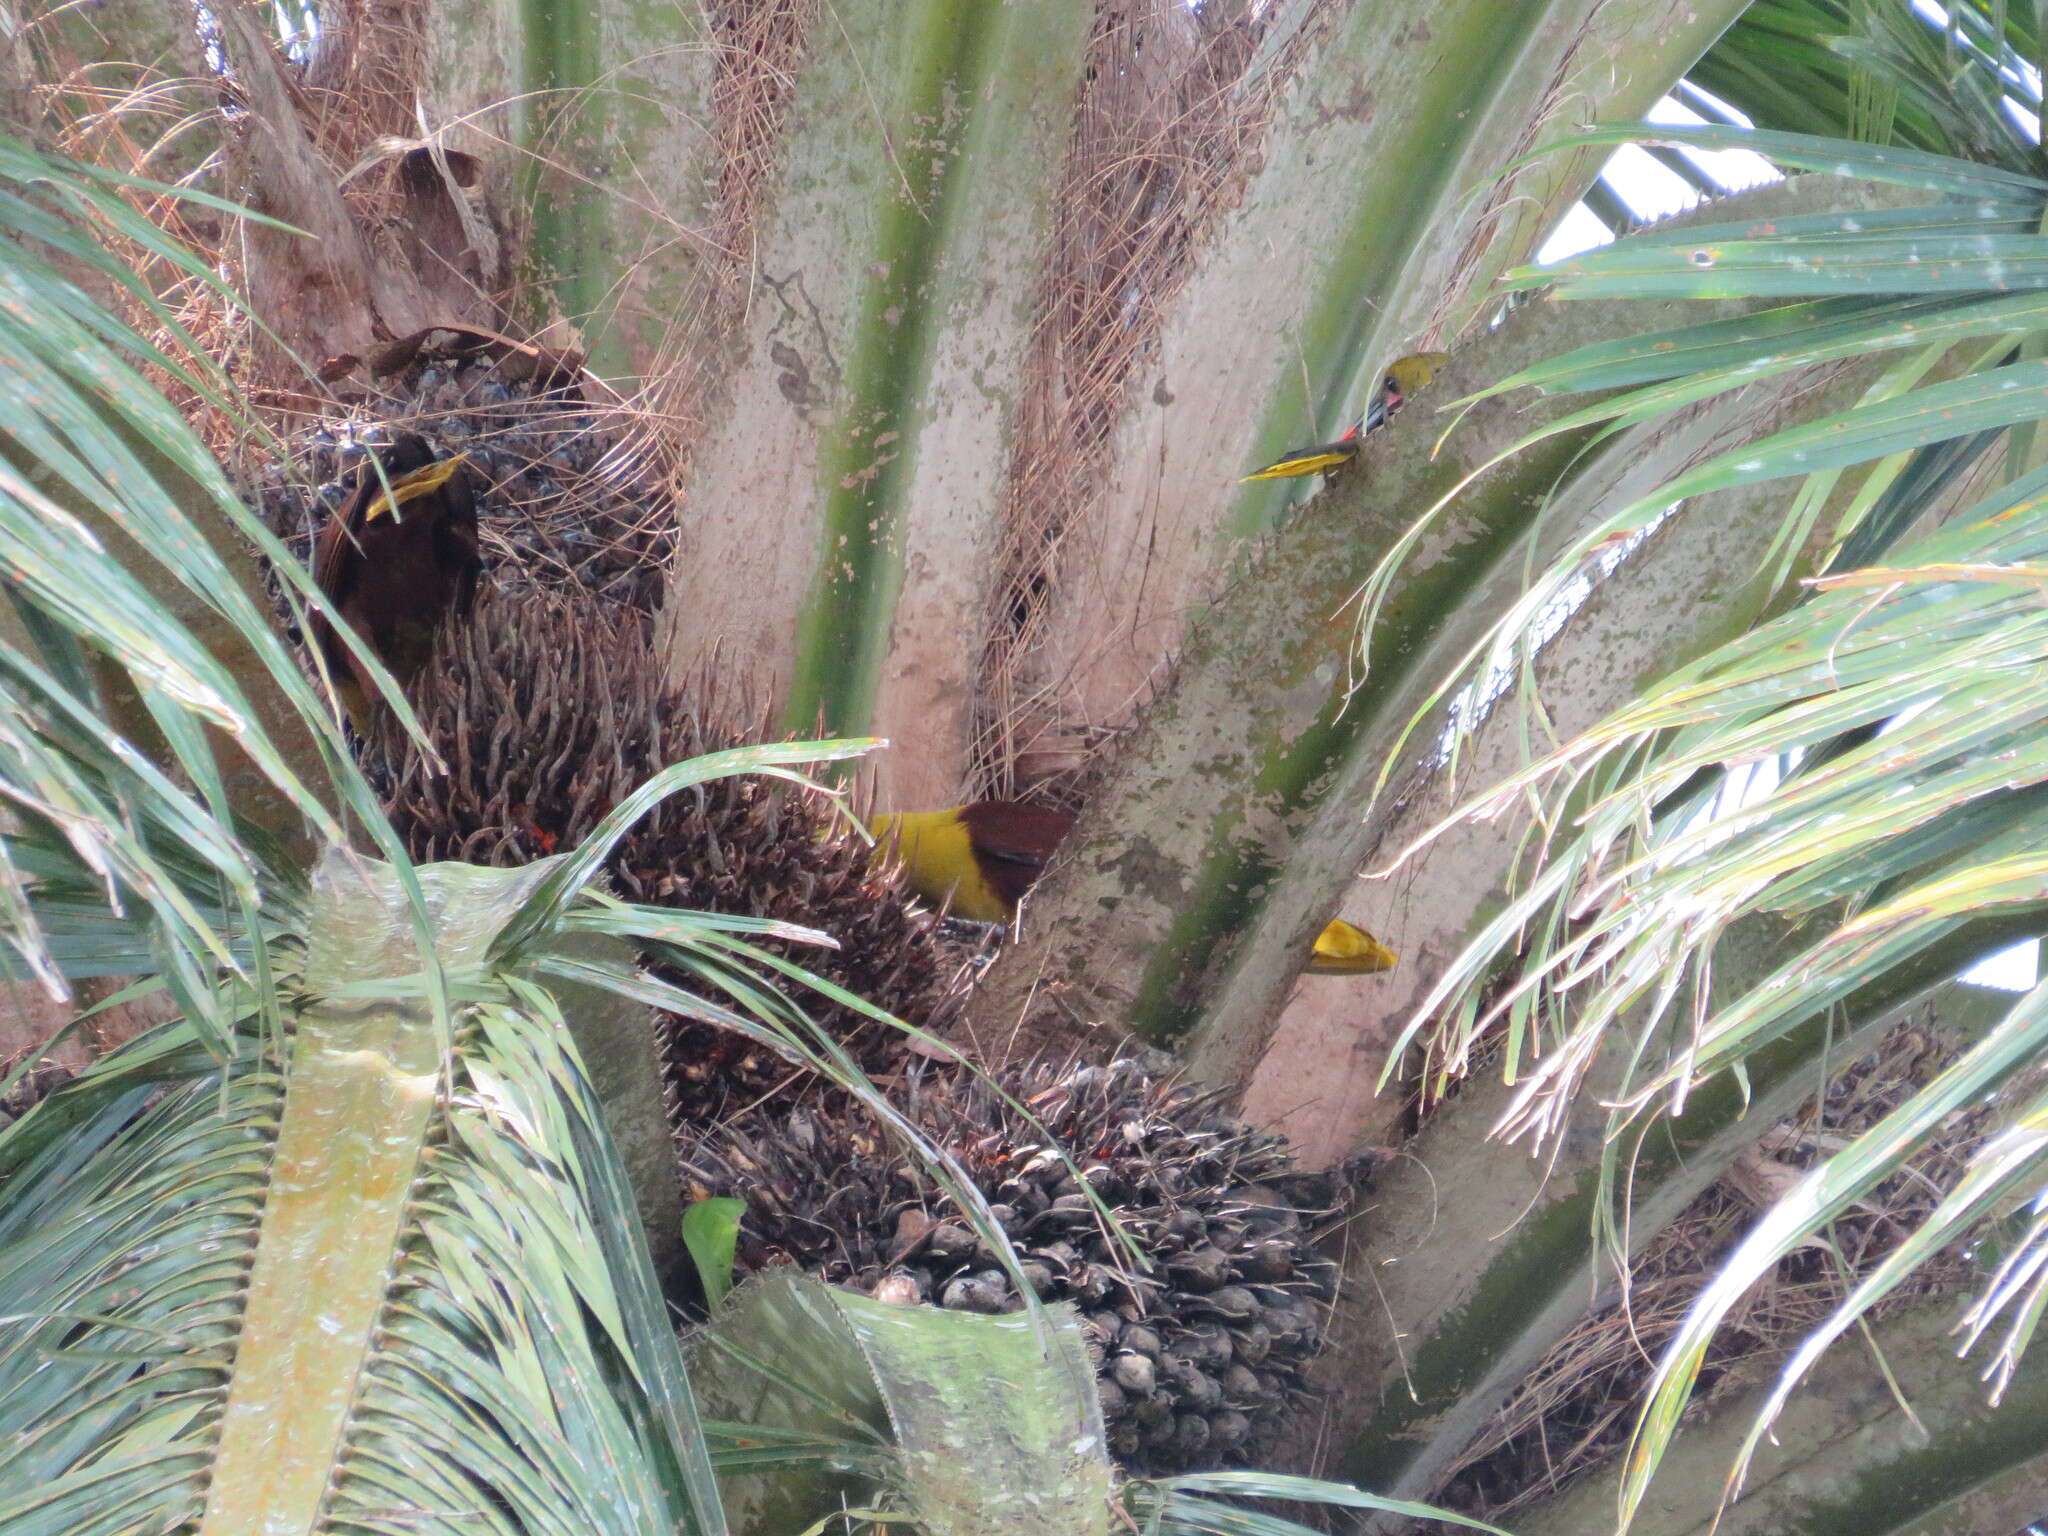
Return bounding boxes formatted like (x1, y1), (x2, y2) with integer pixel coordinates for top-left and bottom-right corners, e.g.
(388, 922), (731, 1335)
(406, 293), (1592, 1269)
(1370, 103), (2048, 1527)
(0, 130), (459, 1055)
(0, 856), (726, 1536)
(1698, 1), (2045, 169)
(0, 135), (748, 1532)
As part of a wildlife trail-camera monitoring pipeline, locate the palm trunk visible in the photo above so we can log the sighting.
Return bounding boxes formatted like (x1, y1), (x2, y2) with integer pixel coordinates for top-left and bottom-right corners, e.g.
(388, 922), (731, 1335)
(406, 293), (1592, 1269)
(1503, 1293), (2048, 1536)
(959, 179), (1917, 1082)
(1019, 0), (1749, 747)
(652, 0), (1094, 803)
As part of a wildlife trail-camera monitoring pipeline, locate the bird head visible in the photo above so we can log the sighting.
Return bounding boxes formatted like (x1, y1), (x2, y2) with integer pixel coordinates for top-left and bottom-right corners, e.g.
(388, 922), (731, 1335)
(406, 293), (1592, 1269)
(1359, 350), (1450, 436)
(1383, 350), (1448, 399)
(355, 435), (467, 522)
(359, 433), (438, 482)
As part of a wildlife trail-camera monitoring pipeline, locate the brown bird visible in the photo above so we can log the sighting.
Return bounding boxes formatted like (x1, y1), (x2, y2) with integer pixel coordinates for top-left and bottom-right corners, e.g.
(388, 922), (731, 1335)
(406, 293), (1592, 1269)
(871, 801), (1397, 974)
(309, 434), (480, 729)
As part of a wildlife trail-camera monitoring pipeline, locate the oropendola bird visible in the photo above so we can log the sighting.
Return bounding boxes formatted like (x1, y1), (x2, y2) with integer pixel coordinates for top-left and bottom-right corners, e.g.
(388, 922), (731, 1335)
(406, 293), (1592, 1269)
(1237, 351), (1449, 483)
(309, 433), (481, 730)
(870, 802), (1398, 975)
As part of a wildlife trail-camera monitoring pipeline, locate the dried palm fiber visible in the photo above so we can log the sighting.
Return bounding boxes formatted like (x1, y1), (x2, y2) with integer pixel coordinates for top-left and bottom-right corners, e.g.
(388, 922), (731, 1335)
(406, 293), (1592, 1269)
(15, 9), (252, 453)
(704, 0), (815, 290)
(1429, 1011), (2001, 1522)
(622, 0), (818, 515)
(292, 0), (429, 169)
(365, 581), (981, 1129)
(969, 0), (1337, 806)
(683, 1050), (1350, 1476)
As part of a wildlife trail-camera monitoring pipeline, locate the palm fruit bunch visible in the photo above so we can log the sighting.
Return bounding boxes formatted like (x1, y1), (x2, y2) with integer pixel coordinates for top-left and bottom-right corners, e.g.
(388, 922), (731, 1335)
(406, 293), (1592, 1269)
(245, 334), (983, 1126)
(367, 583), (981, 1126)
(255, 327), (672, 612)
(681, 1051), (1342, 1476)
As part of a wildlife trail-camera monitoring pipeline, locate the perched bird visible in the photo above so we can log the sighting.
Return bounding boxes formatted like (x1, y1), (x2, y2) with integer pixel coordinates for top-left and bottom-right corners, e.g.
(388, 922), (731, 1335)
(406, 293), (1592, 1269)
(1238, 351), (1449, 482)
(308, 434), (481, 729)
(1302, 917), (1398, 975)
(870, 802), (1073, 925)
(871, 801), (1396, 975)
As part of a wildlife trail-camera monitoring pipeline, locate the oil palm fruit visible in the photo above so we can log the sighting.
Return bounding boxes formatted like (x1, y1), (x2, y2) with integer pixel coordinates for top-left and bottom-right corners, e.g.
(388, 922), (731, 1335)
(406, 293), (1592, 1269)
(873, 801), (1396, 974)
(1237, 349), (1449, 482)
(309, 433), (481, 728)
(369, 585), (975, 1130)
(679, 1051), (1346, 1474)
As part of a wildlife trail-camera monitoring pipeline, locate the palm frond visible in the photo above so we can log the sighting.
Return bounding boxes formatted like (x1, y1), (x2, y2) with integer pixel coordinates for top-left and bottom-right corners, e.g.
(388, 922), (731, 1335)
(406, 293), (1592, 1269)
(1620, 1005), (2048, 1525)
(0, 131), (455, 1055)
(1367, 108), (2048, 1529)
(1345, 127), (2048, 744)
(690, 1272), (1108, 1536)
(688, 1275), (1506, 1536)
(0, 855), (727, 1535)
(1121, 1472), (1513, 1536)
(1697, 1), (2044, 170)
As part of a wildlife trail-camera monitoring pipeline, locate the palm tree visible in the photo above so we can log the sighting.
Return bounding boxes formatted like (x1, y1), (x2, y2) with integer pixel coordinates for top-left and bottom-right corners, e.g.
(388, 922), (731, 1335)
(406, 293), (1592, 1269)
(14, 0), (2048, 1532)
(0, 130), (1499, 1536)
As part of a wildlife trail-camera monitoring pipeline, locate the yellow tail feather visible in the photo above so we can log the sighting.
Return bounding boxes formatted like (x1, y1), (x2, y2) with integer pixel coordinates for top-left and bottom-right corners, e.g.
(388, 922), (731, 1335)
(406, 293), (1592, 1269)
(1238, 448), (1355, 483)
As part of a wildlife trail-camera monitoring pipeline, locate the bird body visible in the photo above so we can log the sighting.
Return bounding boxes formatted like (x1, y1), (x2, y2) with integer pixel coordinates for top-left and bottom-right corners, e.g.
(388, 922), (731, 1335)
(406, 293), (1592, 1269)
(1238, 351), (1449, 482)
(869, 802), (1072, 924)
(1303, 918), (1398, 975)
(873, 800), (1396, 975)
(309, 434), (481, 729)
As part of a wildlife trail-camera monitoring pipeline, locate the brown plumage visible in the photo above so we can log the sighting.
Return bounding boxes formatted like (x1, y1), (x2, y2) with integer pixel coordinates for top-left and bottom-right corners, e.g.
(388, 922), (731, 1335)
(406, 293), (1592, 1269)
(869, 801), (1073, 923)
(957, 800), (1077, 911)
(309, 433), (481, 727)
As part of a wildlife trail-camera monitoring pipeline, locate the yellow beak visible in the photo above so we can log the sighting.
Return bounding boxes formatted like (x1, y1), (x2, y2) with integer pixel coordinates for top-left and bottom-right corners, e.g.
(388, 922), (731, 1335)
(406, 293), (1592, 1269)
(364, 451), (470, 522)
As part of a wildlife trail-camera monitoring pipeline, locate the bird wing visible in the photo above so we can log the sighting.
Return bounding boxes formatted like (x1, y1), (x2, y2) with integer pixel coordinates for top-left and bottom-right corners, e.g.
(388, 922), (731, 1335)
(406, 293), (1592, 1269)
(309, 503), (364, 672)
(958, 802), (1073, 870)
(308, 447), (478, 728)
(429, 460), (483, 618)
(954, 801), (1075, 914)
(311, 452), (469, 646)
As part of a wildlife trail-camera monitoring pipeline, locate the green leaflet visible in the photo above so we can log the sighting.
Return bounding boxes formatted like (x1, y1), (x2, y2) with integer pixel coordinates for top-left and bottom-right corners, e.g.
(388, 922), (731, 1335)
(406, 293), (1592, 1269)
(1530, 121), (2048, 195)
(691, 1271), (1108, 1536)
(683, 1198), (746, 1312)
(0, 856), (729, 1536)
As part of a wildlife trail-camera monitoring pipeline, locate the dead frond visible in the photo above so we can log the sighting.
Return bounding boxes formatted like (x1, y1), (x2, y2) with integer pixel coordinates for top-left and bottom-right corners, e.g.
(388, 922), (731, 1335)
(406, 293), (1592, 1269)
(1427, 1013), (2000, 1521)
